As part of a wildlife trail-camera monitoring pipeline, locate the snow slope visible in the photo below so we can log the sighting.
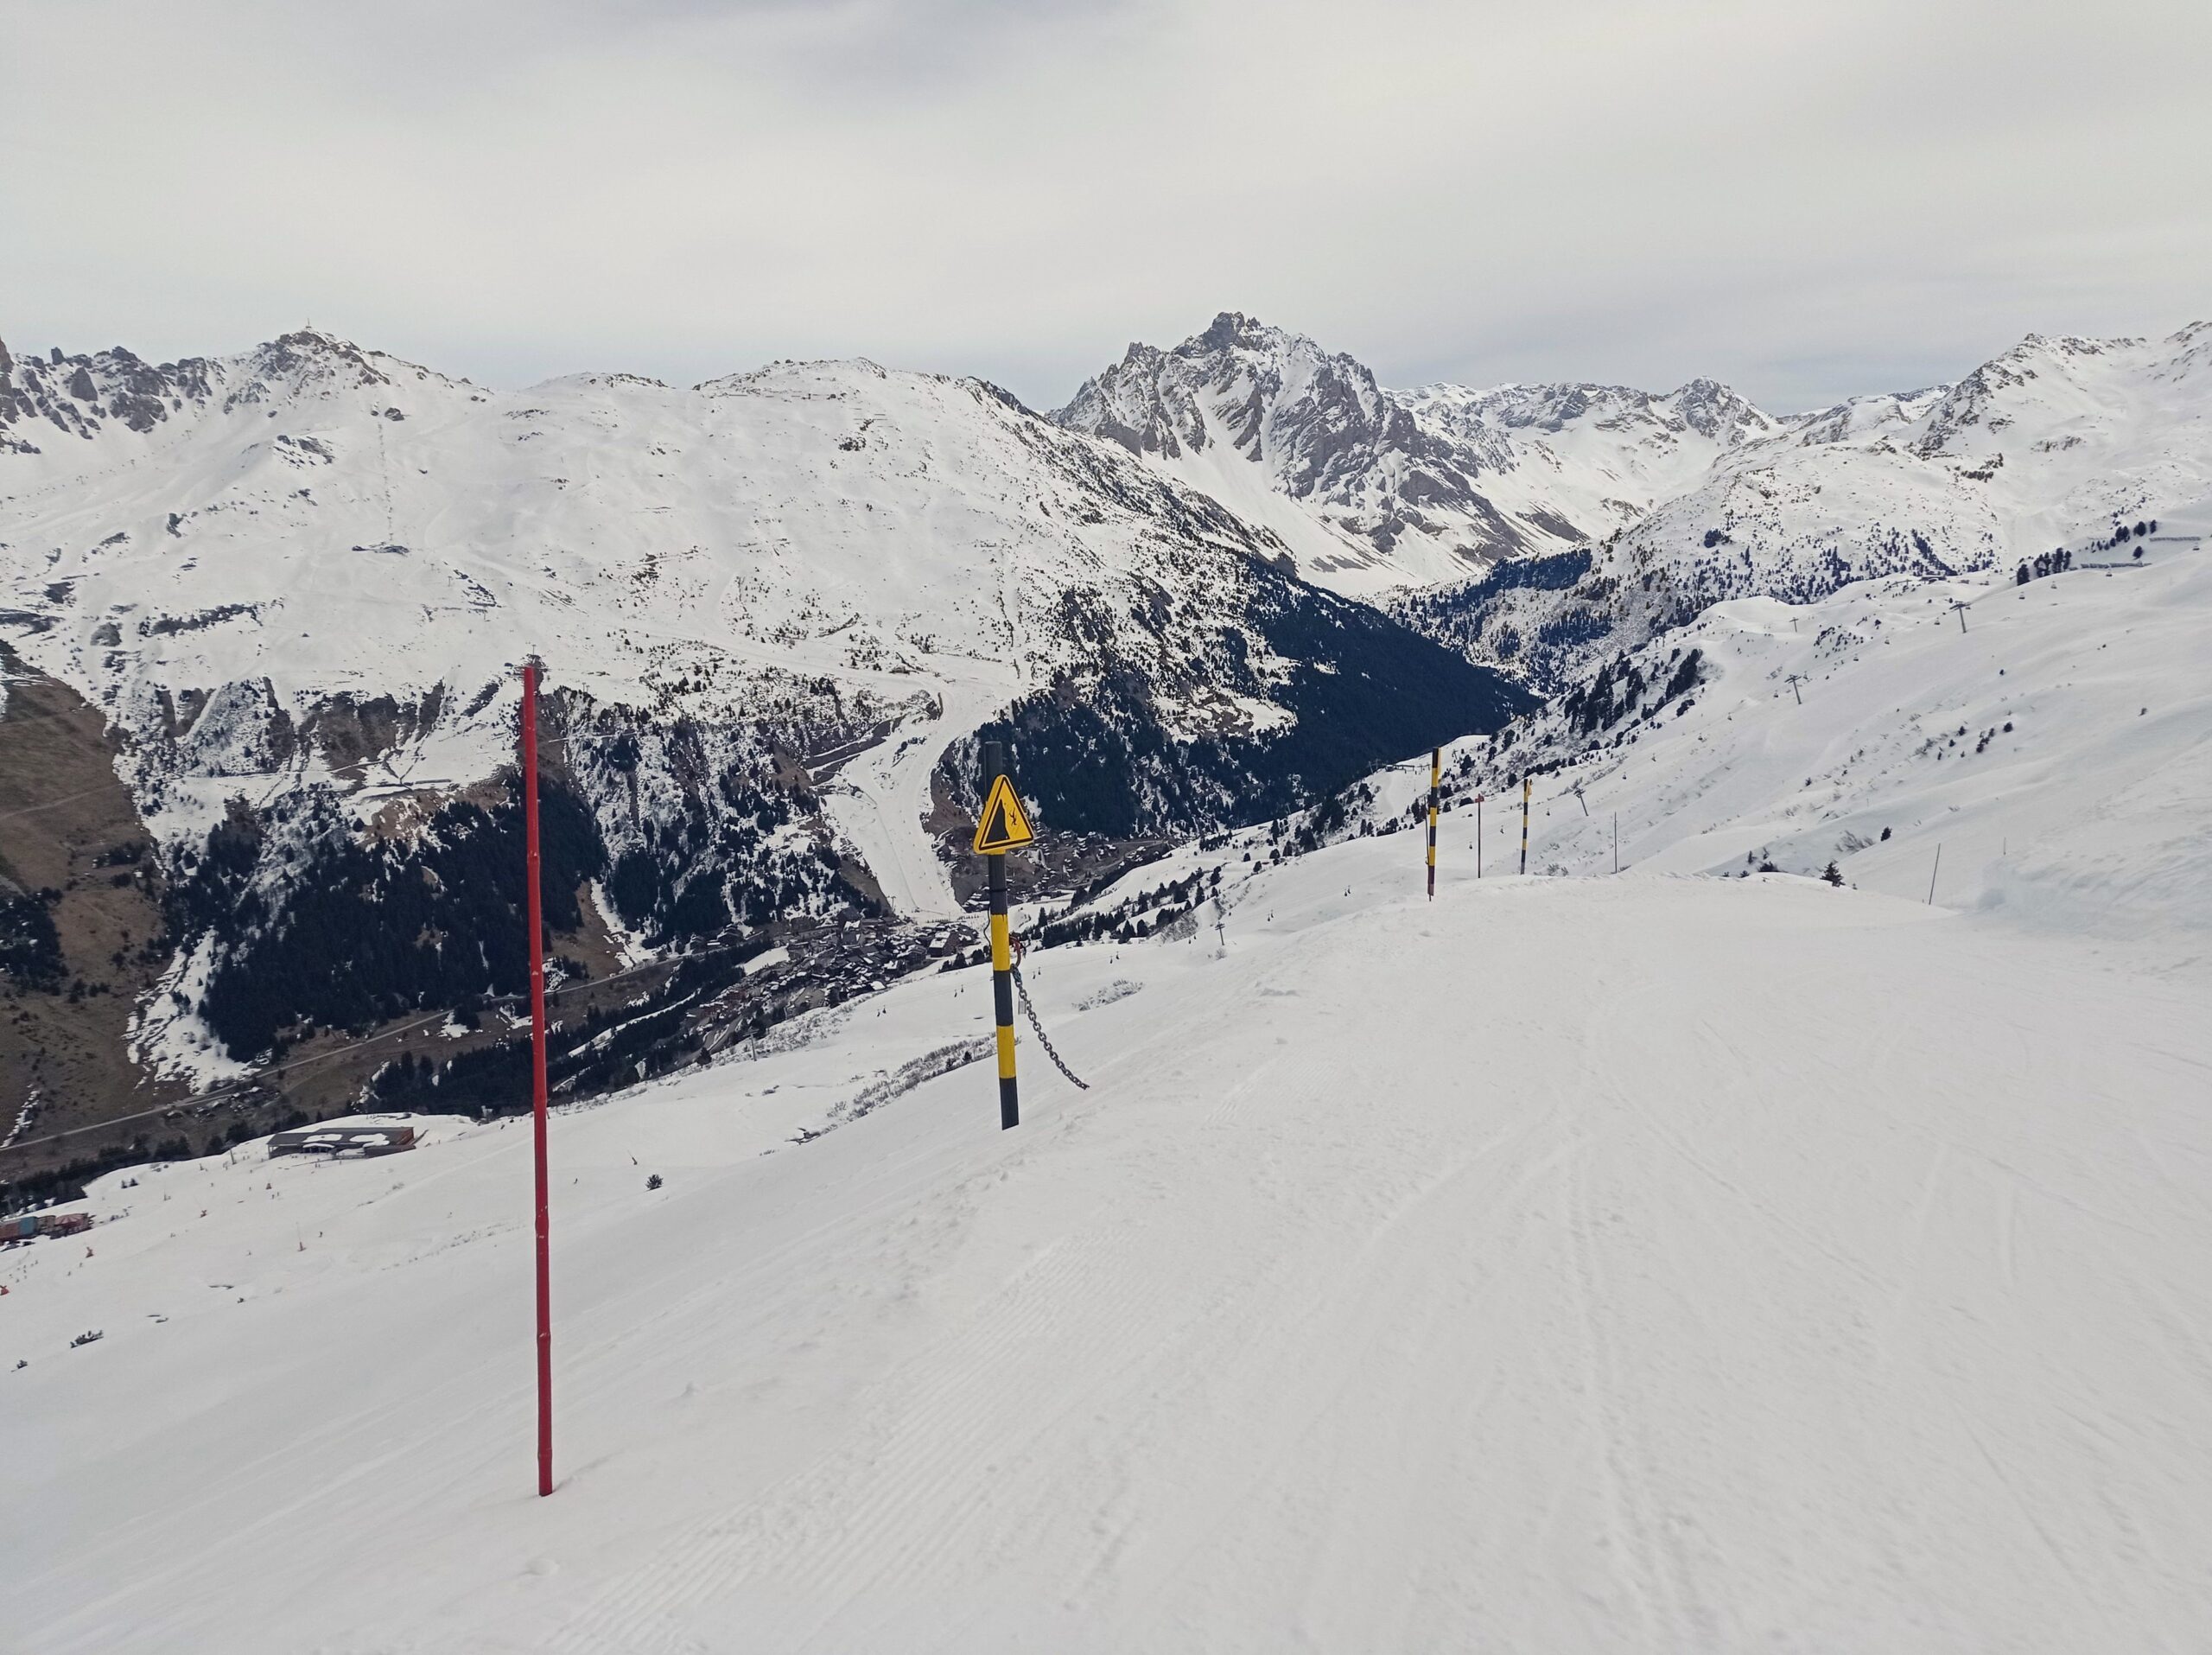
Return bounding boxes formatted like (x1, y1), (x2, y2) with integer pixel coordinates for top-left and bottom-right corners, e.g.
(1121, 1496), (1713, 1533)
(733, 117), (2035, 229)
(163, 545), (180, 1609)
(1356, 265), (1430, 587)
(1444, 519), (2212, 961)
(1397, 323), (2212, 691)
(1630, 327), (2212, 589)
(1299, 509), (2208, 979)
(1402, 374), (1777, 549)
(5, 830), (2209, 1649)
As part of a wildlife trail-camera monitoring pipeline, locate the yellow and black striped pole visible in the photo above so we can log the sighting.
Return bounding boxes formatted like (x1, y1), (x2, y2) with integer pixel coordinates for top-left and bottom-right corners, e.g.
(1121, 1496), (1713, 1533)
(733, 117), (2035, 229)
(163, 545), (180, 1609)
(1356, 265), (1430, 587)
(979, 742), (1020, 1130)
(1426, 746), (1440, 900)
(1519, 775), (1531, 875)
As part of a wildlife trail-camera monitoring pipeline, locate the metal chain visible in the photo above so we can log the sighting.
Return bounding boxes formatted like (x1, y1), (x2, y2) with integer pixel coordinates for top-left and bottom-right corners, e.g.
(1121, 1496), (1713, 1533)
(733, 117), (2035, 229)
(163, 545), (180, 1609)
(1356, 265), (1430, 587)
(1009, 951), (1090, 1092)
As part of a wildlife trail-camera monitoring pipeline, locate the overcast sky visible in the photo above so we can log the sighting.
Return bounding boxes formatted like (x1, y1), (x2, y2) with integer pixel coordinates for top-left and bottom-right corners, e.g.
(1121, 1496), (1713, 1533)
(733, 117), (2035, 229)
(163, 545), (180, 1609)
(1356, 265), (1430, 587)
(5, 0), (2207, 413)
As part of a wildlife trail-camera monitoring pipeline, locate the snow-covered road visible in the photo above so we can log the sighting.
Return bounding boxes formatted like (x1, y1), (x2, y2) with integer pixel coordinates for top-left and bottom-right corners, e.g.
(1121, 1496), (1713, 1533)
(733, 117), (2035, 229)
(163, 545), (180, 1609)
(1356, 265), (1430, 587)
(818, 672), (1007, 923)
(5, 858), (2209, 1652)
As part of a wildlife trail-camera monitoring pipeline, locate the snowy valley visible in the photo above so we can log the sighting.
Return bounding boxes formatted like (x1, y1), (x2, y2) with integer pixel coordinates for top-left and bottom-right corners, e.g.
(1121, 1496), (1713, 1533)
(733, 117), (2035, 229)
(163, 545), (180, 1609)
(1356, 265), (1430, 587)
(2, 309), (2210, 1651)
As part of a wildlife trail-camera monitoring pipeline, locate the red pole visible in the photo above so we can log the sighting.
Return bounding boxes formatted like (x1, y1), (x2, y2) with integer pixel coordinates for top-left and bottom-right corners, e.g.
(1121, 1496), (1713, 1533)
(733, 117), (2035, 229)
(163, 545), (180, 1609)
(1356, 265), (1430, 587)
(523, 663), (553, 1498)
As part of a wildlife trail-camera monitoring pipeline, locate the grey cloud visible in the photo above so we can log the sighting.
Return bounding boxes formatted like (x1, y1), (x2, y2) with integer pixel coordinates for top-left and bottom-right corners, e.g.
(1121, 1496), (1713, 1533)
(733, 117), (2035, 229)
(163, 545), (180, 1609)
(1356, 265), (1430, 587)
(2, 0), (2204, 414)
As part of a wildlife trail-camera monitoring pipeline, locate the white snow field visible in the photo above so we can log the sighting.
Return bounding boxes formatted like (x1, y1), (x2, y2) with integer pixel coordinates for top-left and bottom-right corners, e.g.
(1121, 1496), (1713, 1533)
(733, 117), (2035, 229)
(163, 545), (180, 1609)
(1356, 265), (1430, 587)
(1341, 520), (2210, 968)
(7, 840), (2210, 1651)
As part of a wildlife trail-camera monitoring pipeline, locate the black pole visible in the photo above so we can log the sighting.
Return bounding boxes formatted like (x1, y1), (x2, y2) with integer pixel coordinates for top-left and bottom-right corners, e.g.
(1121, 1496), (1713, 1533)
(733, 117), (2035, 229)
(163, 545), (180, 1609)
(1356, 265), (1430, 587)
(1519, 776), (1530, 875)
(982, 742), (1018, 1130)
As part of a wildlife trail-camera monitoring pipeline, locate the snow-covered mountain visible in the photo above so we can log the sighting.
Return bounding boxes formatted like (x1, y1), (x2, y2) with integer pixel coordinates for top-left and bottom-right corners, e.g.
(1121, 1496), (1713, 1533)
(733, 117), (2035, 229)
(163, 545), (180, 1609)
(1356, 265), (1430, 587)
(0, 331), (1506, 856)
(1393, 324), (2212, 690)
(7, 312), (2204, 1188)
(0, 328), (1522, 1132)
(1053, 312), (1778, 595)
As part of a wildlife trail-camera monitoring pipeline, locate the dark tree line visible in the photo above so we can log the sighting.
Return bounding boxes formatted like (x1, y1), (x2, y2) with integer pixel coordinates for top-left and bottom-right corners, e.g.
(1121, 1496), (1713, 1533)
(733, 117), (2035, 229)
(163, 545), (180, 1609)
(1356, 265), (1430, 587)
(0, 889), (64, 989)
(371, 930), (784, 1116)
(961, 582), (1534, 843)
(173, 776), (605, 1060)
(1559, 648), (1703, 738)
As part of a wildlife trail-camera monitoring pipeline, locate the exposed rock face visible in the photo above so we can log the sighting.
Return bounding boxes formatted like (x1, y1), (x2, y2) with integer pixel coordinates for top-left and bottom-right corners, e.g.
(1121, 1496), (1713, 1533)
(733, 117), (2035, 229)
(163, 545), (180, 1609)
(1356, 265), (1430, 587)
(1056, 312), (1778, 596)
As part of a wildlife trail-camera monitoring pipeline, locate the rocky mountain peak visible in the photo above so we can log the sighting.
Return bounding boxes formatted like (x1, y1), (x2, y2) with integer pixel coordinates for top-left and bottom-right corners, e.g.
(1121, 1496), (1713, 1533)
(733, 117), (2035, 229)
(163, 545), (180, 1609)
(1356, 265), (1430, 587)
(1196, 309), (1261, 352)
(1666, 377), (1770, 443)
(1055, 313), (1792, 595)
(245, 328), (394, 390)
(1910, 331), (2133, 458)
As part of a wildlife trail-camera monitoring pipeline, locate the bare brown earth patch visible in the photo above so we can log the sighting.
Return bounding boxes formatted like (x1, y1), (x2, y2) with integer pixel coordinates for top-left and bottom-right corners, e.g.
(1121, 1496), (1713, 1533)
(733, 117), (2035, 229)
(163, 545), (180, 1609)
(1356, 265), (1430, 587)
(0, 644), (185, 1181)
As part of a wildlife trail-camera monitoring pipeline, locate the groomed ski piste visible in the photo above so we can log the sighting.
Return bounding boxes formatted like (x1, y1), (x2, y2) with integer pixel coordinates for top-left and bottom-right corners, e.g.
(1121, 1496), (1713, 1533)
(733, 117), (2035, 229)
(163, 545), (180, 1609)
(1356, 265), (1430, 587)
(6, 540), (2210, 1651)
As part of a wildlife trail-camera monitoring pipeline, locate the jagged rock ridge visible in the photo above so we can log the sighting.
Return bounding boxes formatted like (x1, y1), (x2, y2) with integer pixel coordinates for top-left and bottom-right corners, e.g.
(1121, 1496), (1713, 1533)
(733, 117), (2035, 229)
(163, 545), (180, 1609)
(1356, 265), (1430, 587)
(1054, 312), (1778, 595)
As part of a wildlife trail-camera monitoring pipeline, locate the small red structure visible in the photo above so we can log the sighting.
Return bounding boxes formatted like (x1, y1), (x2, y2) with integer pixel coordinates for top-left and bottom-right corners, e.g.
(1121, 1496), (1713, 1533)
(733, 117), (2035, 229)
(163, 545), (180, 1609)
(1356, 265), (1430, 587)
(3, 1212), (93, 1241)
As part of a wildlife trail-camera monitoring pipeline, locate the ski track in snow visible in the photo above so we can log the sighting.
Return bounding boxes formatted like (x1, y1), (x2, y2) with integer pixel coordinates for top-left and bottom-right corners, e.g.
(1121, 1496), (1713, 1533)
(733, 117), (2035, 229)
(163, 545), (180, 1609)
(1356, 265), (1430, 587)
(818, 672), (1003, 925)
(4, 856), (2209, 1652)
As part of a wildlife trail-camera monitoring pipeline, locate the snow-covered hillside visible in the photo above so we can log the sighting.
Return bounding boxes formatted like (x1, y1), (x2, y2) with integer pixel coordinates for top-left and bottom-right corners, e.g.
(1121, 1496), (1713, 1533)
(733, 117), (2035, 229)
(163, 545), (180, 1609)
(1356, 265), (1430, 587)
(1402, 373), (1777, 549)
(1054, 313), (1777, 596)
(0, 329), (1519, 1117)
(5, 828), (2208, 1651)
(1396, 324), (2212, 691)
(1628, 327), (2212, 600)
(1316, 515), (2210, 967)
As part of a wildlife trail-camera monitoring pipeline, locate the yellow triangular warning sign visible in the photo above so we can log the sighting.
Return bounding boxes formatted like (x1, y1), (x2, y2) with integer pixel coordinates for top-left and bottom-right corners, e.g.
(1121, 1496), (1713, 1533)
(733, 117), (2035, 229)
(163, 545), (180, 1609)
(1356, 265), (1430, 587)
(972, 773), (1036, 854)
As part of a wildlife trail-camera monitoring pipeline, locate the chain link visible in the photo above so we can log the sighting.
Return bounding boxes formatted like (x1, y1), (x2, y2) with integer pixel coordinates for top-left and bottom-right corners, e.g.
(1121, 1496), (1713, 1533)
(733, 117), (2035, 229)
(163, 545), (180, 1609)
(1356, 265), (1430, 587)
(1007, 939), (1089, 1091)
